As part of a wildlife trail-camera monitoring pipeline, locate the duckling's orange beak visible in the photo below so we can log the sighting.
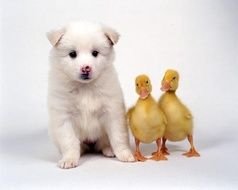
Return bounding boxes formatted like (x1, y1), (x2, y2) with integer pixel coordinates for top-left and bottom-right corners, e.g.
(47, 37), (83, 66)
(139, 87), (149, 99)
(161, 82), (171, 92)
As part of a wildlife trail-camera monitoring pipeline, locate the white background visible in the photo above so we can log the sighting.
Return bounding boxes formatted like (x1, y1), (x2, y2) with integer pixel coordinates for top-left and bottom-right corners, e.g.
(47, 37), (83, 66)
(1, 0), (238, 189)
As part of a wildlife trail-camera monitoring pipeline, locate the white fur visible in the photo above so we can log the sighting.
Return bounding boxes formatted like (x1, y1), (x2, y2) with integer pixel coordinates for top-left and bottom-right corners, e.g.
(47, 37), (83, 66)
(47, 21), (134, 169)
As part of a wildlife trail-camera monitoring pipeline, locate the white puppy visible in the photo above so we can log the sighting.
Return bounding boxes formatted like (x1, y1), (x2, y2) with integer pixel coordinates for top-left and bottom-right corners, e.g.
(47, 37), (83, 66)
(47, 21), (134, 169)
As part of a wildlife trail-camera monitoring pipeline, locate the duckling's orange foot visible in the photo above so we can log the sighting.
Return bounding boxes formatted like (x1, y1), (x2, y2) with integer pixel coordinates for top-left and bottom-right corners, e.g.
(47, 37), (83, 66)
(134, 151), (147, 162)
(150, 152), (168, 161)
(183, 148), (200, 157)
(152, 149), (169, 156)
(161, 147), (170, 155)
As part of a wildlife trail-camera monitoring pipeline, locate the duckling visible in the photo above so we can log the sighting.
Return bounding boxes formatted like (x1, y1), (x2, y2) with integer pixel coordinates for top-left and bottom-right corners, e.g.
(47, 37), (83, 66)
(158, 69), (200, 157)
(127, 75), (167, 161)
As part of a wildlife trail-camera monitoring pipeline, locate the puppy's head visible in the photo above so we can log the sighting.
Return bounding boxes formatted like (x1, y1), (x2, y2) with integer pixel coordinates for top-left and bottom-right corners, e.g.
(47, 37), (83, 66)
(47, 21), (119, 83)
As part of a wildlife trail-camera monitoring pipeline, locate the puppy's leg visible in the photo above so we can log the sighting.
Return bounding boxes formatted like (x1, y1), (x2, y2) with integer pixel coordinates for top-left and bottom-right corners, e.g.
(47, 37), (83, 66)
(56, 120), (80, 169)
(103, 116), (135, 162)
(96, 135), (115, 157)
(49, 113), (80, 169)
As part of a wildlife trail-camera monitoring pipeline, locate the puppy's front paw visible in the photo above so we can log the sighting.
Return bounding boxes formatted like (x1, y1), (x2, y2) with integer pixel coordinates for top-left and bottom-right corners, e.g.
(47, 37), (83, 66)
(115, 149), (135, 162)
(58, 157), (79, 169)
(102, 147), (115, 157)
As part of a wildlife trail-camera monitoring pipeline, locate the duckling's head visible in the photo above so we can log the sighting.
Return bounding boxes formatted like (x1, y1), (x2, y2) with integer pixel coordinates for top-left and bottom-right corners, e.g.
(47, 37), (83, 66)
(135, 74), (152, 99)
(161, 69), (179, 92)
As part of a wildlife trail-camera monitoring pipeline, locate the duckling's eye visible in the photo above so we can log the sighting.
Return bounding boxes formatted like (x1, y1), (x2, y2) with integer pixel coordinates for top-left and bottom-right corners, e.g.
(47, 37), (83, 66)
(146, 81), (149, 84)
(136, 83), (139, 87)
(172, 77), (176, 80)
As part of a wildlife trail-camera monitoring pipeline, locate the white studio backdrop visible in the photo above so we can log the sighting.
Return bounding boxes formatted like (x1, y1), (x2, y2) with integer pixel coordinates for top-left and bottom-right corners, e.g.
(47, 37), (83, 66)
(1, 0), (238, 189)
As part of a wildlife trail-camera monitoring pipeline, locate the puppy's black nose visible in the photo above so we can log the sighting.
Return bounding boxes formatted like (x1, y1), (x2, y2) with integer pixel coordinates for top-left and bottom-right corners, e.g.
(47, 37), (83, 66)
(81, 66), (92, 74)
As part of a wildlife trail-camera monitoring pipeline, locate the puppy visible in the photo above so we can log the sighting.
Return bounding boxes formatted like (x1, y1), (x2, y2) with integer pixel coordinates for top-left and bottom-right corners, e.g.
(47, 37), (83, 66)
(47, 21), (134, 169)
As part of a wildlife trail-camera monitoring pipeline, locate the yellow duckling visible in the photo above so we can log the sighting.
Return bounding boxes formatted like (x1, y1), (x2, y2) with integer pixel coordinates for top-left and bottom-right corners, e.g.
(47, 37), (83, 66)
(128, 75), (167, 161)
(158, 69), (200, 157)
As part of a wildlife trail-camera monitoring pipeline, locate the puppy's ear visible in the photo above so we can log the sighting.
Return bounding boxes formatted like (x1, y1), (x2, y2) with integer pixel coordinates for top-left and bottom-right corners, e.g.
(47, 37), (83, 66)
(103, 26), (120, 46)
(46, 28), (65, 46)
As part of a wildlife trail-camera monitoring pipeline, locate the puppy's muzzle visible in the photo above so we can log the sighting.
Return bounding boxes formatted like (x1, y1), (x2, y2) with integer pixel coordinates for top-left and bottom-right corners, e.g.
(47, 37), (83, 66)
(80, 66), (92, 80)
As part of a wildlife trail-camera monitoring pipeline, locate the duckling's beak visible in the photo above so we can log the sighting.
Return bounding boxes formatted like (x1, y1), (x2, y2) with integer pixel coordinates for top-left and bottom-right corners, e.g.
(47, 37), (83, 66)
(161, 82), (171, 91)
(139, 87), (149, 99)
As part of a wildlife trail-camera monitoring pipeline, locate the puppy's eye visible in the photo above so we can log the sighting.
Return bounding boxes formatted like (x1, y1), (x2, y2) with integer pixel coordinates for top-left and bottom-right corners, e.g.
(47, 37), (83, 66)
(69, 51), (77, 59)
(92, 50), (99, 57)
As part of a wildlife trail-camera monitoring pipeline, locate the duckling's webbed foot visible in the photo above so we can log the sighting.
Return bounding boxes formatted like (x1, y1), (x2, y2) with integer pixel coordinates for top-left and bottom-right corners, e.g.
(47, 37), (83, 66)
(134, 138), (147, 162)
(150, 138), (168, 161)
(134, 150), (147, 161)
(161, 147), (170, 155)
(183, 135), (200, 157)
(161, 138), (170, 155)
(151, 151), (168, 161)
(183, 148), (200, 157)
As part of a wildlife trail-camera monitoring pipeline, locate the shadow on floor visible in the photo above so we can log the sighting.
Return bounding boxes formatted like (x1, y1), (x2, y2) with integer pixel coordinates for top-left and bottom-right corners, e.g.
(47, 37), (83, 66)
(1, 127), (236, 164)
(0, 129), (57, 163)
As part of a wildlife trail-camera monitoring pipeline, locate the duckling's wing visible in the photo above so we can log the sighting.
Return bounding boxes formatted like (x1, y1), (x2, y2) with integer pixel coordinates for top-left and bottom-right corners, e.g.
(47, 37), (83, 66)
(162, 112), (168, 125)
(185, 112), (193, 120)
(127, 106), (135, 121)
(181, 104), (193, 120)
